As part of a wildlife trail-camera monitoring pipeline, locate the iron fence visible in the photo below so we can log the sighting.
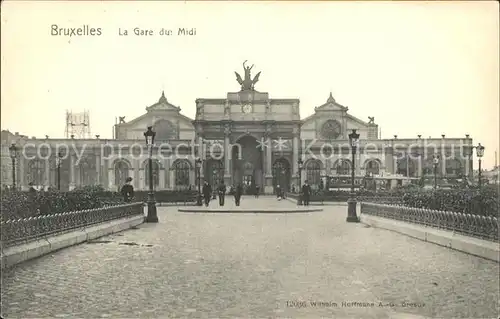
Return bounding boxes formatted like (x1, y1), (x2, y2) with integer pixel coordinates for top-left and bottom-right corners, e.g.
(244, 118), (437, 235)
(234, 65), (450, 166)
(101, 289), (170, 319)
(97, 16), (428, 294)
(0, 202), (144, 248)
(361, 202), (498, 242)
(358, 196), (403, 205)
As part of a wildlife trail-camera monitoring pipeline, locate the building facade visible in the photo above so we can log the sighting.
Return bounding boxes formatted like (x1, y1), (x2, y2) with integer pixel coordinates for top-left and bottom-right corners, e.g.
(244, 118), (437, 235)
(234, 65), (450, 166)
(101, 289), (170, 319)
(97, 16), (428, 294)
(2, 65), (475, 193)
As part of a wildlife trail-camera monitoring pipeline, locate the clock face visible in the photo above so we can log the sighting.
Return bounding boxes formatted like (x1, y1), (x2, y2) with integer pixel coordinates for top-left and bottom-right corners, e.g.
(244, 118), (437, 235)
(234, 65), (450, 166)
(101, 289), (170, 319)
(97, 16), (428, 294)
(321, 119), (342, 139)
(242, 104), (252, 114)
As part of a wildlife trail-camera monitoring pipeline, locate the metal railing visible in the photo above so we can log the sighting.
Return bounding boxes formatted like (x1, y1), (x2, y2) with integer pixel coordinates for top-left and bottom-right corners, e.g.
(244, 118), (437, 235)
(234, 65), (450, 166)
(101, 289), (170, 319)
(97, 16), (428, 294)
(361, 202), (499, 242)
(0, 202), (144, 248)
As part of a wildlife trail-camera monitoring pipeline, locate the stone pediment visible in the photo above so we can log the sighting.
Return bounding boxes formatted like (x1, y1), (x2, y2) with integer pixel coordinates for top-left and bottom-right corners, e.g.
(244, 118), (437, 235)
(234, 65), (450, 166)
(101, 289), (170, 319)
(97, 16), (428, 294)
(314, 93), (348, 112)
(146, 91), (181, 112)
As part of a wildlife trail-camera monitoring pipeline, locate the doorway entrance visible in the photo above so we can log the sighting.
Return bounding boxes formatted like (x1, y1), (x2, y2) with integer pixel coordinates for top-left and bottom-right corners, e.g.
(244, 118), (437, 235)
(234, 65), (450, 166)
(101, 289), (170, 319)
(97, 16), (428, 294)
(272, 158), (291, 193)
(232, 135), (263, 188)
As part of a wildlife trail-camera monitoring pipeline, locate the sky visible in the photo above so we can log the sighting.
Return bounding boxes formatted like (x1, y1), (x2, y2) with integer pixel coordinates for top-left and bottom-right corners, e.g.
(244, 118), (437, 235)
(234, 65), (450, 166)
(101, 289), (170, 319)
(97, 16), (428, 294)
(1, 1), (499, 169)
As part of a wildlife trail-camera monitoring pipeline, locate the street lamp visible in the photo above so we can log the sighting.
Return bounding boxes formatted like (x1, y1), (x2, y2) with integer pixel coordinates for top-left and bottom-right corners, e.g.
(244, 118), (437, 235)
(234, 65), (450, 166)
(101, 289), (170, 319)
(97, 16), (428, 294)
(346, 129), (360, 223)
(433, 154), (439, 189)
(9, 143), (18, 190)
(195, 157), (203, 206)
(476, 143), (485, 188)
(297, 159), (304, 205)
(144, 126), (158, 223)
(55, 151), (64, 190)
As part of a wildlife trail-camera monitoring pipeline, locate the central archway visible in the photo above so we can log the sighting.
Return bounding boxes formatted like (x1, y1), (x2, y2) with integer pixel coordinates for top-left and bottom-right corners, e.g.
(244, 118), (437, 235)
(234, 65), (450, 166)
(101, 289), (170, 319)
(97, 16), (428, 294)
(272, 158), (291, 193)
(232, 135), (263, 189)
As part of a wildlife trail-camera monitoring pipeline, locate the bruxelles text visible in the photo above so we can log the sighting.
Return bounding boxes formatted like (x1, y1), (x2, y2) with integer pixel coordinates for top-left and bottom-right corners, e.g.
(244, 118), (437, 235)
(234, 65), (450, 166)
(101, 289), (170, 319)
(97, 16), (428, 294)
(19, 138), (476, 170)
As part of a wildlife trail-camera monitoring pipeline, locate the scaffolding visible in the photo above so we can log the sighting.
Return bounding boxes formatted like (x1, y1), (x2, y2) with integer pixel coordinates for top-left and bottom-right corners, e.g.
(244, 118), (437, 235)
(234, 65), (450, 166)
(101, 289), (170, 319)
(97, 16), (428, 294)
(65, 110), (91, 139)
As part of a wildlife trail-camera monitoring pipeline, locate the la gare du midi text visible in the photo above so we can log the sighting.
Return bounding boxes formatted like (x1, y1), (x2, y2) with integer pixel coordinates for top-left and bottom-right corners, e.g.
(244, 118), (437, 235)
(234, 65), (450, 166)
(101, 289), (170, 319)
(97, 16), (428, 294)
(119, 27), (196, 36)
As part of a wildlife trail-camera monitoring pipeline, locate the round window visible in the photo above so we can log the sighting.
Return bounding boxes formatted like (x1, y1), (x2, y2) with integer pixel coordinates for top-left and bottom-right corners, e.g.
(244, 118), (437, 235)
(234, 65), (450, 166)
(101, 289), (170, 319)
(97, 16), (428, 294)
(321, 120), (342, 139)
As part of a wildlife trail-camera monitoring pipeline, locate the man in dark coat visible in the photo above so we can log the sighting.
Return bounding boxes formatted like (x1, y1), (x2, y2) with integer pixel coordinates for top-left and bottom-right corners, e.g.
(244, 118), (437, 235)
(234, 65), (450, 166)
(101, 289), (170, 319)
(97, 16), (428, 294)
(218, 181), (227, 206)
(301, 180), (311, 206)
(120, 177), (134, 202)
(202, 181), (212, 207)
(234, 183), (243, 206)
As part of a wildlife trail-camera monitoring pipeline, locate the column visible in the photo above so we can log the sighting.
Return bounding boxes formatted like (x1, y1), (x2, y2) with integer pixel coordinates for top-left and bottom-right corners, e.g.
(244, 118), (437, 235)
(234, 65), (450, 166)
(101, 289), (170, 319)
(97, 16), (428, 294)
(159, 167), (165, 190)
(190, 166), (195, 186)
(134, 159), (140, 189)
(69, 153), (76, 190)
(292, 133), (299, 179)
(417, 155), (423, 177)
(18, 156), (24, 190)
(164, 158), (170, 188)
(128, 162), (135, 188)
(224, 127), (231, 175)
(223, 125), (231, 185)
(198, 135), (204, 178)
(263, 132), (274, 194)
(45, 159), (50, 190)
(440, 153), (447, 177)
(355, 153), (361, 176)
(95, 149), (101, 185)
(169, 169), (175, 189)
(108, 168), (114, 190)
(266, 135), (272, 176)
(385, 145), (395, 174)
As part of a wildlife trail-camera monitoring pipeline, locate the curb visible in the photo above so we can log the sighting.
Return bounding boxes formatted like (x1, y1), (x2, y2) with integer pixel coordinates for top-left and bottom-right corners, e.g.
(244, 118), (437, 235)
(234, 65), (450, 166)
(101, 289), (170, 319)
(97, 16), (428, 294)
(178, 208), (323, 213)
(360, 214), (499, 263)
(285, 197), (348, 206)
(0, 215), (145, 269)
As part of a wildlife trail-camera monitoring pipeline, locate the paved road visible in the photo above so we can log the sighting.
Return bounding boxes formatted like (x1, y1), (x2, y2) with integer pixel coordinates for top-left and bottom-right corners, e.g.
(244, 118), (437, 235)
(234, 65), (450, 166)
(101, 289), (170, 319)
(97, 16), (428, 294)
(1, 196), (499, 318)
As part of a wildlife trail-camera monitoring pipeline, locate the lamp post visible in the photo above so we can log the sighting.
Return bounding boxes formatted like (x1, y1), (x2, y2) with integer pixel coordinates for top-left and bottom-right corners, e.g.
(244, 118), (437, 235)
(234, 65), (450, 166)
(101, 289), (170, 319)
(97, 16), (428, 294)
(346, 129), (360, 223)
(297, 159), (304, 205)
(476, 143), (485, 188)
(56, 151), (63, 190)
(433, 155), (439, 189)
(195, 157), (203, 206)
(9, 143), (18, 190)
(144, 126), (158, 223)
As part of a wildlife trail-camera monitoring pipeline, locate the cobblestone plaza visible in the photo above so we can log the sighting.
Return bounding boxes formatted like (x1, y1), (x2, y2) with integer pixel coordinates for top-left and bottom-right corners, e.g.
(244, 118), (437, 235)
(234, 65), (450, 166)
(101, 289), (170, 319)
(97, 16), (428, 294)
(1, 198), (498, 318)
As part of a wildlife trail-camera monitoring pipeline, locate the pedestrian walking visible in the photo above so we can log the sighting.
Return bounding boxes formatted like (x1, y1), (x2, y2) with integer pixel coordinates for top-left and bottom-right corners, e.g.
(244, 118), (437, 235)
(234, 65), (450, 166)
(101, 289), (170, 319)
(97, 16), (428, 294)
(120, 177), (134, 202)
(218, 181), (227, 206)
(255, 185), (260, 198)
(234, 183), (243, 206)
(202, 181), (212, 207)
(301, 180), (311, 206)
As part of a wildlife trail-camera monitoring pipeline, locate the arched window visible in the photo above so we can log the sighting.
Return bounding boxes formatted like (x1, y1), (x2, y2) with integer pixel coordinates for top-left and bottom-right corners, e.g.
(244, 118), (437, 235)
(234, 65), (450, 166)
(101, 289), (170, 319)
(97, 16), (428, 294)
(78, 156), (96, 186)
(446, 158), (462, 176)
(336, 160), (351, 175)
(27, 158), (45, 186)
(365, 160), (380, 175)
(423, 158), (439, 176)
(305, 160), (321, 186)
(114, 160), (129, 187)
(396, 156), (417, 177)
(173, 160), (190, 189)
(144, 160), (160, 188)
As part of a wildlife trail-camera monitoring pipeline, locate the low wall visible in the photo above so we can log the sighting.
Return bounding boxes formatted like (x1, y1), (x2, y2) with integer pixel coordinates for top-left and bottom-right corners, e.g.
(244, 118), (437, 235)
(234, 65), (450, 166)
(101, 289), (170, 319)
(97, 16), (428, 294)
(360, 214), (499, 262)
(1, 214), (144, 269)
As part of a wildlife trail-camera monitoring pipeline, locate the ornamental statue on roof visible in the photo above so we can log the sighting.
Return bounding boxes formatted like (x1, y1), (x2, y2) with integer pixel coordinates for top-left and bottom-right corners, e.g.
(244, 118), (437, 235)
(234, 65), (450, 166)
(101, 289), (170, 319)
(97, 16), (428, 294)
(234, 60), (261, 91)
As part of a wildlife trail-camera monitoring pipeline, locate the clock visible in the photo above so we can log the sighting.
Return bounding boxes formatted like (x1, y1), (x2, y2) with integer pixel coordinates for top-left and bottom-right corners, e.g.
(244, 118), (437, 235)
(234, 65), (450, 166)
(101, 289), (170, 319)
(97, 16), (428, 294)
(321, 119), (342, 139)
(242, 104), (252, 114)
